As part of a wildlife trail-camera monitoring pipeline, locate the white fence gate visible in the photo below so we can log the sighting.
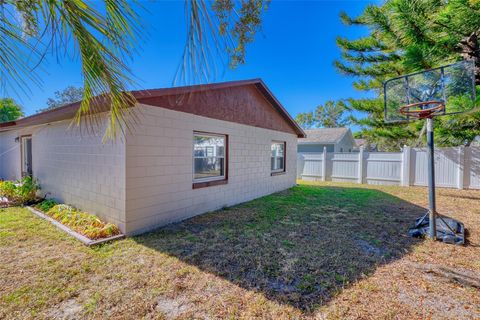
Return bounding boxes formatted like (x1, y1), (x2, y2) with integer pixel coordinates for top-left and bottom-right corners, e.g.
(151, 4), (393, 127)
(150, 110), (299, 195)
(297, 146), (480, 190)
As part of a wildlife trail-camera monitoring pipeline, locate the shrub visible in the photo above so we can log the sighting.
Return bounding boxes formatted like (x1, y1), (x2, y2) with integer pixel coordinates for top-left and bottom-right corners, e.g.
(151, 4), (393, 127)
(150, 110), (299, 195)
(0, 176), (40, 205)
(45, 204), (120, 240)
(15, 176), (39, 204)
(0, 180), (17, 200)
(34, 199), (59, 213)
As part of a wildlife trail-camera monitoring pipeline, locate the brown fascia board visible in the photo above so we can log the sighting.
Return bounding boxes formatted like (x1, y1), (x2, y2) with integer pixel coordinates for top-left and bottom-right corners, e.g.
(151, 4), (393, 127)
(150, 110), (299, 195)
(253, 80), (305, 138)
(0, 79), (305, 137)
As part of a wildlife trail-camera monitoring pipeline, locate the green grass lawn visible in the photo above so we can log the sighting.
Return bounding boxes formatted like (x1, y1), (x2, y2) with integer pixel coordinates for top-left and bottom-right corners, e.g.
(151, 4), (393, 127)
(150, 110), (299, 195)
(1, 181), (479, 319)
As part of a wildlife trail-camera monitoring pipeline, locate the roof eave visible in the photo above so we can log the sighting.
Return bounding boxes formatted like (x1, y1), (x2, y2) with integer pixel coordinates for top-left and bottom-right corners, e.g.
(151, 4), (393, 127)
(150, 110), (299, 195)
(253, 80), (306, 138)
(0, 79), (305, 138)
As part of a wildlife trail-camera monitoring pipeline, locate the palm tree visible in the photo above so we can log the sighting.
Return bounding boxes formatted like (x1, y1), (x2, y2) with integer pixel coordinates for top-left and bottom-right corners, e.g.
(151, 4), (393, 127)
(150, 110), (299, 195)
(0, 0), (268, 141)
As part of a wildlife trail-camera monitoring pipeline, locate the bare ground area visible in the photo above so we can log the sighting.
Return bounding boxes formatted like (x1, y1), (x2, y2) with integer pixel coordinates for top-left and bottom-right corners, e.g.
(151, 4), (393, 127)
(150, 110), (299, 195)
(0, 181), (479, 319)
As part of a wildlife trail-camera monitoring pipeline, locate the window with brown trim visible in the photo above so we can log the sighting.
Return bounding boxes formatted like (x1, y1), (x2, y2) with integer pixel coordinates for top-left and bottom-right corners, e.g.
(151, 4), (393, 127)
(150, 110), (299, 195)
(193, 132), (228, 188)
(271, 141), (286, 174)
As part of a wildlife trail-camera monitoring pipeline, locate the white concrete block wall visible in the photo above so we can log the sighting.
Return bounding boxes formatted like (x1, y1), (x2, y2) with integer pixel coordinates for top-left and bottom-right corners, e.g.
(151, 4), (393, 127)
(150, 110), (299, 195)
(2, 105), (298, 235)
(124, 104), (298, 235)
(0, 118), (127, 231)
(33, 119), (126, 230)
(0, 131), (21, 180)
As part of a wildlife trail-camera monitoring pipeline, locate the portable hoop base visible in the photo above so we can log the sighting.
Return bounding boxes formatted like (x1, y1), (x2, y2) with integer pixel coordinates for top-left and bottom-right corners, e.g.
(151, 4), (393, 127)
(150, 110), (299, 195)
(408, 214), (465, 245)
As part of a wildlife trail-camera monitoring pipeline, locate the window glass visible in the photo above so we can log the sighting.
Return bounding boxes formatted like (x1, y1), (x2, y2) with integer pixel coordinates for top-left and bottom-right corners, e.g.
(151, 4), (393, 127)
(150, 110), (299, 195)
(271, 142), (285, 172)
(193, 133), (226, 181)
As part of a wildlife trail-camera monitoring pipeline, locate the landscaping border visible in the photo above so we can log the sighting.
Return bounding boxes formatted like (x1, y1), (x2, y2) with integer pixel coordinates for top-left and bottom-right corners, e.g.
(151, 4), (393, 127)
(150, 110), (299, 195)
(26, 206), (125, 246)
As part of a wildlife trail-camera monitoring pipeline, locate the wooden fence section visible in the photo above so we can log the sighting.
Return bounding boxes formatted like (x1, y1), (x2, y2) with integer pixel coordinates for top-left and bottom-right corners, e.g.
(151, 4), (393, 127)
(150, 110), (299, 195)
(297, 146), (480, 190)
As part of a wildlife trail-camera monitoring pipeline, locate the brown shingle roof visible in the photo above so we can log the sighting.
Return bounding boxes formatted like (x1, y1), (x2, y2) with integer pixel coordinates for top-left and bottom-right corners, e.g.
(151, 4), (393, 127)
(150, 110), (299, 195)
(0, 79), (305, 138)
(299, 128), (350, 143)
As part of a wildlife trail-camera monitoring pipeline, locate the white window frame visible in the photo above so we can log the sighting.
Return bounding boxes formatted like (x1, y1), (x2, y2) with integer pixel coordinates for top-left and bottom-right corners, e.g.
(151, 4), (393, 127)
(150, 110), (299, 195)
(193, 132), (227, 183)
(271, 141), (286, 173)
(21, 135), (33, 177)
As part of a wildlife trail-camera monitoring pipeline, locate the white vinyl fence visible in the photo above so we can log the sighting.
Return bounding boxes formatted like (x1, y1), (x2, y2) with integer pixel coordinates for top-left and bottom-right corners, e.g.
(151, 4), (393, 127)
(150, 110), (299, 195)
(297, 146), (480, 190)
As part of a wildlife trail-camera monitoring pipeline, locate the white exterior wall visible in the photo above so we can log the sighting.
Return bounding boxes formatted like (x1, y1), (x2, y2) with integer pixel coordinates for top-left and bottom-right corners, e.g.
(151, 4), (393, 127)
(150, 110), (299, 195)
(1, 105), (298, 235)
(0, 117), (127, 231)
(0, 131), (21, 180)
(124, 104), (298, 235)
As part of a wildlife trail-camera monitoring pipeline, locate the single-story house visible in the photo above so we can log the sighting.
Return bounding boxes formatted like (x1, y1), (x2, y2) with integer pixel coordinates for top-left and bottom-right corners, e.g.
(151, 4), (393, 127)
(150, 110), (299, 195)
(0, 79), (305, 235)
(297, 127), (355, 153)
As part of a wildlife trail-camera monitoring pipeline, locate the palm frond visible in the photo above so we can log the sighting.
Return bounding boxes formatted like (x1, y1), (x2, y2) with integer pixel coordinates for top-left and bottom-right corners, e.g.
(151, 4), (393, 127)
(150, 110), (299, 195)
(1, 1), (267, 141)
(1, 0), (141, 141)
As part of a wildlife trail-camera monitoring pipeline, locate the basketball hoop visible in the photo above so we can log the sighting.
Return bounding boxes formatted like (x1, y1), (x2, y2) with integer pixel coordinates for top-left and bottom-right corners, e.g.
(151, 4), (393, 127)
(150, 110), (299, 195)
(383, 60), (476, 244)
(399, 101), (445, 119)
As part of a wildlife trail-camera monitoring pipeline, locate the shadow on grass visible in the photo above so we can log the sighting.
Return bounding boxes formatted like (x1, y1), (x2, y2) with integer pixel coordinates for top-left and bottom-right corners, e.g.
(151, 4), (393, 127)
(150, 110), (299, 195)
(134, 184), (425, 313)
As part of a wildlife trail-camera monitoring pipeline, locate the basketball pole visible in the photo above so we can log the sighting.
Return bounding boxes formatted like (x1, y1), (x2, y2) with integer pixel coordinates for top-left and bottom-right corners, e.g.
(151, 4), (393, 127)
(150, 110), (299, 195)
(426, 117), (437, 239)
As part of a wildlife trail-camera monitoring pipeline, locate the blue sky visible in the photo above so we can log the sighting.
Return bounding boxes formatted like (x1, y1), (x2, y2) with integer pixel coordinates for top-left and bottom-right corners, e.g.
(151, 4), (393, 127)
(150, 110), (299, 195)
(17, 1), (376, 129)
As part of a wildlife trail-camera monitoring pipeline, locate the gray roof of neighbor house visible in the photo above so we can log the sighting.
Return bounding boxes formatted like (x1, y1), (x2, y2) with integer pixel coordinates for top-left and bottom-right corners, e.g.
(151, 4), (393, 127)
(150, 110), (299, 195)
(299, 128), (351, 144)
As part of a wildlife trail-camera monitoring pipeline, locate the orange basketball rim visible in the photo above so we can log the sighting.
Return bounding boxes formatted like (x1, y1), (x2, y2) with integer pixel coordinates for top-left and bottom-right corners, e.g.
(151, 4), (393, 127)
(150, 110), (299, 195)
(399, 101), (445, 119)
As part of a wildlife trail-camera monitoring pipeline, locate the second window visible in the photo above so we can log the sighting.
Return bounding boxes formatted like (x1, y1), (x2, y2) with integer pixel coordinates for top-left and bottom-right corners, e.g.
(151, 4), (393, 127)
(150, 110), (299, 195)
(271, 141), (285, 173)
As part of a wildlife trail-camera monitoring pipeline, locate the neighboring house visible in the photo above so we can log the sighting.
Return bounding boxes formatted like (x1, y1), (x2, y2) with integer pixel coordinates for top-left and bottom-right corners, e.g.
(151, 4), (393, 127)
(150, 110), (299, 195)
(0, 79), (305, 235)
(297, 128), (355, 153)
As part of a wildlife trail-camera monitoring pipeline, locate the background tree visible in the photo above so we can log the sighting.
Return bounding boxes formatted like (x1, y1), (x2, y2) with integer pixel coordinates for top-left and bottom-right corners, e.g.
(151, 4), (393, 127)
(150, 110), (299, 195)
(1, 1), (268, 141)
(37, 86), (84, 113)
(335, 0), (480, 150)
(315, 100), (350, 128)
(295, 100), (350, 129)
(294, 112), (314, 129)
(0, 98), (23, 123)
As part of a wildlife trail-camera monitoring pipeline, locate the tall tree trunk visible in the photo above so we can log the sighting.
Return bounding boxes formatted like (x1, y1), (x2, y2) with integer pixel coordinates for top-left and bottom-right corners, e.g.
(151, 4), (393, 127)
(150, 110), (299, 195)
(458, 30), (480, 85)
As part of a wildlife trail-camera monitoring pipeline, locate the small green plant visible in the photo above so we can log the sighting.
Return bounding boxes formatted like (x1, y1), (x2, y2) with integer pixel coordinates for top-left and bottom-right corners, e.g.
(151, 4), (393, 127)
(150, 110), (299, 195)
(45, 204), (120, 239)
(281, 239), (295, 248)
(0, 180), (17, 200)
(15, 176), (39, 203)
(334, 273), (347, 283)
(34, 199), (59, 213)
(297, 274), (317, 293)
(0, 176), (40, 205)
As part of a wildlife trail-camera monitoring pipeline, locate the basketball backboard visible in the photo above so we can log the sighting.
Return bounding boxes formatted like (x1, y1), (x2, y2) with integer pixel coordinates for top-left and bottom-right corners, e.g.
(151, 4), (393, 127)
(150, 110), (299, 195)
(384, 60), (476, 123)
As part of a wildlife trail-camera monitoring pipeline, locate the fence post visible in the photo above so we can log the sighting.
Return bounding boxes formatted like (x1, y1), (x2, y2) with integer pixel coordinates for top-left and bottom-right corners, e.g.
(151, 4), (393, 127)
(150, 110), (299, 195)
(401, 145), (411, 186)
(322, 146), (327, 181)
(358, 146), (364, 184)
(297, 154), (304, 180)
(457, 146), (465, 189)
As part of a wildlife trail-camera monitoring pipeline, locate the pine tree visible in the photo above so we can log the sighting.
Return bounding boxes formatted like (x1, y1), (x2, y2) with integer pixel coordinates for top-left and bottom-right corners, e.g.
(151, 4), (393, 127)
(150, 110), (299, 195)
(295, 112), (315, 129)
(336, 0), (480, 150)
